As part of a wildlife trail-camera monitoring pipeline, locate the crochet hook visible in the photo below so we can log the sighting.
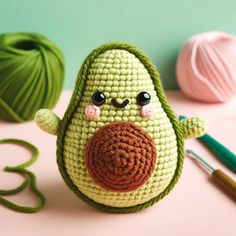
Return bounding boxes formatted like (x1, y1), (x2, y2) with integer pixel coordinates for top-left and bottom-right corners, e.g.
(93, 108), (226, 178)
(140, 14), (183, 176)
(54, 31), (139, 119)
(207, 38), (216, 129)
(186, 149), (236, 199)
(179, 115), (236, 173)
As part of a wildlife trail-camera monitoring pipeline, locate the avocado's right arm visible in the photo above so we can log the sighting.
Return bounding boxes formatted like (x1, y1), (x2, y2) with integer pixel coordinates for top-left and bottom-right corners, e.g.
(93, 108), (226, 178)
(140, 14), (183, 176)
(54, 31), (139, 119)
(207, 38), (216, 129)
(179, 117), (207, 139)
(34, 109), (61, 135)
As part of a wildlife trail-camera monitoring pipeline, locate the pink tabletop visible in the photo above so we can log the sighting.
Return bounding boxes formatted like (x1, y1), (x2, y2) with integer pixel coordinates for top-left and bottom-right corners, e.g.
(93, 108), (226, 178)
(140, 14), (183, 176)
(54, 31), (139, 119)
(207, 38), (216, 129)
(0, 91), (235, 236)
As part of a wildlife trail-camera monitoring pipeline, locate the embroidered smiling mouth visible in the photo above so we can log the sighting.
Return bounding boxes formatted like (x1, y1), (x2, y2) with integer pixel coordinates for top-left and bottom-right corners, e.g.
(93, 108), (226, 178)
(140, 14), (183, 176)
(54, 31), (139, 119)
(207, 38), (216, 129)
(111, 98), (129, 108)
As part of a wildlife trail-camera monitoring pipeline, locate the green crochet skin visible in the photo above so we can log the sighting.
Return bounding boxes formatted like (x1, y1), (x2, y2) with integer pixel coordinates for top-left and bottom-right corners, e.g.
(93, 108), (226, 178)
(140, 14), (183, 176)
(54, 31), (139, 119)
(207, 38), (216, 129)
(35, 42), (207, 213)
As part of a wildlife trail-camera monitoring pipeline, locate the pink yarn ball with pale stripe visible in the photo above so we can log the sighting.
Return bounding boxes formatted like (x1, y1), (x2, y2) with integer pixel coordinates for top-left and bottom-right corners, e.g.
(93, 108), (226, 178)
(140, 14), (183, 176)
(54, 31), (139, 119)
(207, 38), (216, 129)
(176, 32), (236, 103)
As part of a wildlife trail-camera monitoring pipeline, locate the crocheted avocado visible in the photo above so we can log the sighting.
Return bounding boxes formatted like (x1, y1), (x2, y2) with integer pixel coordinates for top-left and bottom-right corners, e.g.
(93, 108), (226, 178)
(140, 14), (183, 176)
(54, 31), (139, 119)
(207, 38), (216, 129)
(35, 42), (207, 213)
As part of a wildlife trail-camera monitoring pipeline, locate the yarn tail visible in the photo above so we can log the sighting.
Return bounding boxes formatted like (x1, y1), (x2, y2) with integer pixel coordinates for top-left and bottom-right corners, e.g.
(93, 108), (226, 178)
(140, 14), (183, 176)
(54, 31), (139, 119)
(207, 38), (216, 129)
(0, 138), (45, 213)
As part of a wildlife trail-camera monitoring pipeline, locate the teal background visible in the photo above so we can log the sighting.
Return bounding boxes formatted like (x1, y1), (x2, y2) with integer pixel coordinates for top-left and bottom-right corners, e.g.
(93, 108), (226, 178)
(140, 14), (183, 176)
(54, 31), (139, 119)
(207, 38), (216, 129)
(1, 0), (236, 89)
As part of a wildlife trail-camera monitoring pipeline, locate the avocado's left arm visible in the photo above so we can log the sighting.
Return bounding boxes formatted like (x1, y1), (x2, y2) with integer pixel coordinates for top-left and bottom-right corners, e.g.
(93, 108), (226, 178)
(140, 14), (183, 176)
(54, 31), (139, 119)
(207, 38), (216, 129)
(180, 117), (207, 139)
(34, 109), (61, 135)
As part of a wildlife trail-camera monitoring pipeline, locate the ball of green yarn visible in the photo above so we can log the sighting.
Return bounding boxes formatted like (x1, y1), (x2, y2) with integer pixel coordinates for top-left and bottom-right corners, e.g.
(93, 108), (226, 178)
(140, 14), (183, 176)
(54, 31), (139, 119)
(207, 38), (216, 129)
(0, 32), (64, 122)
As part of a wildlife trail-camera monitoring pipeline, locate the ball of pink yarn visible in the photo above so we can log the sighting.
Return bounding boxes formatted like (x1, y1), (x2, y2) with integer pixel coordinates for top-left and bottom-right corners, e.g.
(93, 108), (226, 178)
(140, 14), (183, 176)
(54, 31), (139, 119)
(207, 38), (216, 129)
(176, 31), (236, 103)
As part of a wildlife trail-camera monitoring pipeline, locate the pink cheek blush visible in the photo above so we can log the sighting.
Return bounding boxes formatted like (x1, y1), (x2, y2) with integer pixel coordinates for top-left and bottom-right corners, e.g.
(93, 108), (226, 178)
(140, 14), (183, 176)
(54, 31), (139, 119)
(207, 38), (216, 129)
(141, 104), (154, 118)
(85, 105), (101, 118)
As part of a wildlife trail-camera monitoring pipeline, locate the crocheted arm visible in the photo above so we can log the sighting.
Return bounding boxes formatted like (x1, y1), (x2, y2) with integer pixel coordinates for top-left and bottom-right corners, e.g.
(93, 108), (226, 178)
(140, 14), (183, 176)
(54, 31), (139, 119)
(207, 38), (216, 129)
(34, 109), (61, 135)
(180, 117), (207, 139)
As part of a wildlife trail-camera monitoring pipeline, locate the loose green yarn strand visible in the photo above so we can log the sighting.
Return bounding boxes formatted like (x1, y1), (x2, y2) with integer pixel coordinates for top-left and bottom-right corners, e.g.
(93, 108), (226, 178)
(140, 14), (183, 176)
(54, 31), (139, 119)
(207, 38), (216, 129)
(0, 32), (64, 122)
(0, 138), (45, 213)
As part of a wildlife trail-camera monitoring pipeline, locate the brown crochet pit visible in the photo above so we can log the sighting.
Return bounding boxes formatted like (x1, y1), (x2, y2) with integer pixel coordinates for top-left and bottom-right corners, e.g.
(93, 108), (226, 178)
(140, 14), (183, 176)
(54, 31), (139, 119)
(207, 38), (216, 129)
(85, 122), (157, 192)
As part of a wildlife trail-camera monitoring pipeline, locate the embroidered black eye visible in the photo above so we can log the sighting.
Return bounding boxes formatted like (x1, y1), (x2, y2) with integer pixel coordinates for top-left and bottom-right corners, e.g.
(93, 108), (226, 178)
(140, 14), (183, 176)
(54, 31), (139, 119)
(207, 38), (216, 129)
(136, 92), (151, 106)
(91, 91), (106, 106)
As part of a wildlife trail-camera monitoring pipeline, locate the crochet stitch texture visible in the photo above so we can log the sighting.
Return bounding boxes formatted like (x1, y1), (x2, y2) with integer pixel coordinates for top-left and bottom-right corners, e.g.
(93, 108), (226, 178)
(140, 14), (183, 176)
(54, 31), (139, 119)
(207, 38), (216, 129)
(35, 42), (207, 213)
(57, 43), (184, 212)
(85, 122), (157, 192)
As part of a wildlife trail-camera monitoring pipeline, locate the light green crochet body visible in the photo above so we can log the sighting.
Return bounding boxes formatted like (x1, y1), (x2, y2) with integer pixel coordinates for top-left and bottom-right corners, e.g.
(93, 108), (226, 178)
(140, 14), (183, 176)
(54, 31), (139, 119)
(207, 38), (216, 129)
(35, 43), (207, 213)
(64, 49), (177, 207)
